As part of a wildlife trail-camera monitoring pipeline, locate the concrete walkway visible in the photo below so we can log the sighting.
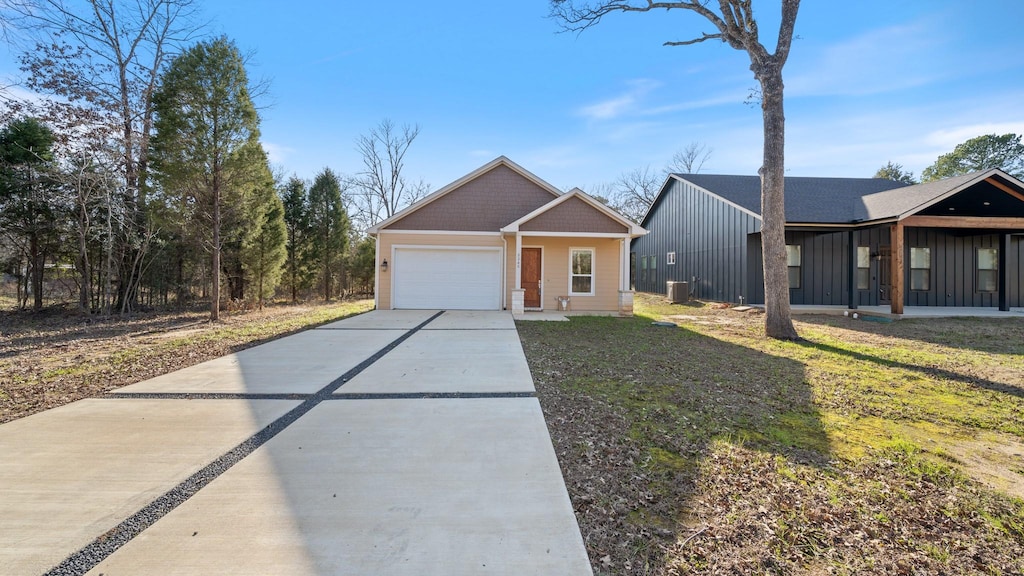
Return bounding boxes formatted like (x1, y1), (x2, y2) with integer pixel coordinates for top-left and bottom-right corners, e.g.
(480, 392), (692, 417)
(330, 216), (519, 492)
(0, 310), (592, 576)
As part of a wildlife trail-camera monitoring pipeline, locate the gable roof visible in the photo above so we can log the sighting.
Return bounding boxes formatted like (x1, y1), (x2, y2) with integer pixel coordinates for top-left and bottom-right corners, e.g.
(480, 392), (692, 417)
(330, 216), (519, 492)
(855, 168), (1024, 221)
(368, 156), (561, 234)
(655, 174), (909, 225)
(502, 188), (646, 237)
(652, 169), (1024, 226)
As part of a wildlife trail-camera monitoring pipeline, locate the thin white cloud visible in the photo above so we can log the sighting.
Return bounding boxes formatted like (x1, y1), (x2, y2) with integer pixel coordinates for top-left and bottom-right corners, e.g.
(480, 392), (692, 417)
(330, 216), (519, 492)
(788, 22), (945, 97)
(924, 122), (1024, 149)
(577, 79), (661, 120)
(261, 141), (295, 165)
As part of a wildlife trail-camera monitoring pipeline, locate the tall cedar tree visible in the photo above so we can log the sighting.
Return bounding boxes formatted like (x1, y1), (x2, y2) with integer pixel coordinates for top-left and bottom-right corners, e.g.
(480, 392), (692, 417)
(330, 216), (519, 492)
(150, 36), (263, 321)
(552, 0), (801, 339)
(281, 176), (314, 302)
(307, 168), (349, 301)
(0, 117), (59, 310)
(242, 160), (287, 308)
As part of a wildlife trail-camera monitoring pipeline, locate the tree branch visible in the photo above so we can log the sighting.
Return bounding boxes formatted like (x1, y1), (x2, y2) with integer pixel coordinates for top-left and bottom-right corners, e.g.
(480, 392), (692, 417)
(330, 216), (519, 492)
(663, 32), (722, 46)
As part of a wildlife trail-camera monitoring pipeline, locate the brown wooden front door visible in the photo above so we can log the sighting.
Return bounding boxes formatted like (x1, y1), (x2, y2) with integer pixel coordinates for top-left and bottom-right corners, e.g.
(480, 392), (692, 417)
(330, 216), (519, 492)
(878, 246), (892, 303)
(522, 248), (542, 308)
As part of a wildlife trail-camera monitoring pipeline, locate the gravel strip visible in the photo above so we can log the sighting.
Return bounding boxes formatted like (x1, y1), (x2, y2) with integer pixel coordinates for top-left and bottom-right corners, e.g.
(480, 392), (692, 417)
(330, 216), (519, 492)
(44, 311), (444, 576)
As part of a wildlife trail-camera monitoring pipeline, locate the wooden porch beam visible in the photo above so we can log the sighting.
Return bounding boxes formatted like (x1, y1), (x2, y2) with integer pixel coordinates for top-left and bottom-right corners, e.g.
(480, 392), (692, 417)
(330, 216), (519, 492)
(891, 222), (904, 315)
(901, 215), (1024, 229)
(986, 176), (1024, 202)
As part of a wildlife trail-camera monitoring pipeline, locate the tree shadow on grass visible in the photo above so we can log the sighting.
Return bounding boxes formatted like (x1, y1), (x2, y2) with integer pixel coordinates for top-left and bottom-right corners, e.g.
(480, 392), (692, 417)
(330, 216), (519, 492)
(797, 314), (1024, 356)
(516, 314), (831, 574)
(795, 338), (1024, 400)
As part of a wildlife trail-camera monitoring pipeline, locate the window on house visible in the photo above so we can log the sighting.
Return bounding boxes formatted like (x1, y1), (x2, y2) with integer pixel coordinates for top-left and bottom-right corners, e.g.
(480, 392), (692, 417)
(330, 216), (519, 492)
(667, 251), (676, 265)
(910, 247), (930, 291)
(650, 255), (657, 270)
(570, 248), (594, 295)
(977, 248), (998, 292)
(856, 246), (871, 290)
(786, 245), (801, 289)
(641, 255), (647, 270)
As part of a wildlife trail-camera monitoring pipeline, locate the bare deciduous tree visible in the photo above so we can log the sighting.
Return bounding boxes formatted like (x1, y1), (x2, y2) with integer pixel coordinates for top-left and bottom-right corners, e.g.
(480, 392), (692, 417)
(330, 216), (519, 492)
(349, 119), (430, 230)
(609, 165), (660, 223)
(6, 0), (203, 312)
(666, 141), (712, 174)
(551, 0), (801, 339)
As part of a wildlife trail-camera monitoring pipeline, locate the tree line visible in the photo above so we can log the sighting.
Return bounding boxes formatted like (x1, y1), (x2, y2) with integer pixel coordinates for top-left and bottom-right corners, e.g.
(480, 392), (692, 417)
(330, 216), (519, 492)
(0, 1), (425, 319)
(875, 133), (1024, 185)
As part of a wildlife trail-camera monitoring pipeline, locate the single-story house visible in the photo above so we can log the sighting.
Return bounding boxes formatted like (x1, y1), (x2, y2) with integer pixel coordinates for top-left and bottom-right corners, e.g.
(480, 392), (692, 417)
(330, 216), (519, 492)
(368, 156), (647, 315)
(632, 168), (1024, 313)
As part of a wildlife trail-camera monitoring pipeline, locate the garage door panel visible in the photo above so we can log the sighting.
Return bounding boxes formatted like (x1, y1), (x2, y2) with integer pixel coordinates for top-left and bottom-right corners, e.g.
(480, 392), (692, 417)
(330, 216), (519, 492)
(393, 248), (501, 310)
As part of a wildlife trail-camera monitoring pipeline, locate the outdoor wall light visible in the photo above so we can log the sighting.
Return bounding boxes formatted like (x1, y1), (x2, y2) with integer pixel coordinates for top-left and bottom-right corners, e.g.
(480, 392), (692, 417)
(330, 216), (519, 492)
(381, 259), (389, 272)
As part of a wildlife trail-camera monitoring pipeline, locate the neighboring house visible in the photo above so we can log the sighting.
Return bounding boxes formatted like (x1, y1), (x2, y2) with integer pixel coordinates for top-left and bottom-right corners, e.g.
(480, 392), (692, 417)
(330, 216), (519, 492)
(368, 156), (646, 314)
(633, 168), (1024, 313)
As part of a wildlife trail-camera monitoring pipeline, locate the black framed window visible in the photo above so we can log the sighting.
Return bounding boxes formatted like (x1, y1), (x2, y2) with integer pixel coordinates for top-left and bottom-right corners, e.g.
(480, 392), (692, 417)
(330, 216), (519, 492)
(910, 247), (930, 291)
(977, 248), (998, 292)
(786, 245), (801, 289)
(856, 246), (870, 290)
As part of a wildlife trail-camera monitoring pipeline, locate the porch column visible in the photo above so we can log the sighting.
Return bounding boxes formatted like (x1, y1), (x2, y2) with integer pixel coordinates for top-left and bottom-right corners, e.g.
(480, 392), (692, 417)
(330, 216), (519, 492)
(618, 238), (634, 316)
(512, 233), (525, 314)
(891, 222), (905, 315)
(620, 238), (629, 291)
(999, 233), (1010, 312)
(847, 229), (858, 310)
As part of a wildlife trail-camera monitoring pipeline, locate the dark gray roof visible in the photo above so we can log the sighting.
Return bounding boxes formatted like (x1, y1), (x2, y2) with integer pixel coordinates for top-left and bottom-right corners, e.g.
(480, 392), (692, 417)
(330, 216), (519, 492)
(854, 171), (985, 221)
(672, 174), (910, 224)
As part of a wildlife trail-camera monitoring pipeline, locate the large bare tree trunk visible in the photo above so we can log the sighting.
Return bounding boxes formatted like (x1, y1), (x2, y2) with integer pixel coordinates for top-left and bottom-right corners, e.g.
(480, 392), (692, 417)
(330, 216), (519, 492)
(758, 66), (798, 340)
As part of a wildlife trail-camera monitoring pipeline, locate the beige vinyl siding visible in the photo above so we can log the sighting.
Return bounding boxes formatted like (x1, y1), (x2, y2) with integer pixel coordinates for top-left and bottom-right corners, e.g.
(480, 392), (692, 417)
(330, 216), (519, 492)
(377, 232), (504, 310)
(506, 236), (623, 312)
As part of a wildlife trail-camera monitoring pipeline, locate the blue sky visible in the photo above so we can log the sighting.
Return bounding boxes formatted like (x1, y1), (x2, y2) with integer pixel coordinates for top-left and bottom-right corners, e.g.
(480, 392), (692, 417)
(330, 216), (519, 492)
(4, 1), (1023, 193)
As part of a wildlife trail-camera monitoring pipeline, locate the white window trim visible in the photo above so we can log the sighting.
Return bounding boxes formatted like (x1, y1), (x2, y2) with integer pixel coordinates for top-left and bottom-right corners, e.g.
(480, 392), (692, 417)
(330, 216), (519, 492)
(569, 247), (595, 296)
(667, 251), (676, 265)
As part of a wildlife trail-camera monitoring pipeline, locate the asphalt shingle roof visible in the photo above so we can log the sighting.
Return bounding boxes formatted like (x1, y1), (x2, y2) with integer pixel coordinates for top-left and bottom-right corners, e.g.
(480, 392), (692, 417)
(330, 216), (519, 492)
(672, 174), (911, 223)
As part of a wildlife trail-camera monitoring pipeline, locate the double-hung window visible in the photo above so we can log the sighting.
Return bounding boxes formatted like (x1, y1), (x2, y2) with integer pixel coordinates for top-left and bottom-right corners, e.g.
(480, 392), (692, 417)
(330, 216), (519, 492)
(977, 248), (998, 292)
(856, 246), (871, 290)
(570, 248), (595, 296)
(786, 245), (801, 289)
(910, 247), (931, 291)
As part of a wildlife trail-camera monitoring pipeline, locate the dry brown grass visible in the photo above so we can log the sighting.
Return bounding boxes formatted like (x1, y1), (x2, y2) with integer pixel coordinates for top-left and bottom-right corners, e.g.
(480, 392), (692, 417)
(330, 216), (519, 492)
(517, 293), (1024, 575)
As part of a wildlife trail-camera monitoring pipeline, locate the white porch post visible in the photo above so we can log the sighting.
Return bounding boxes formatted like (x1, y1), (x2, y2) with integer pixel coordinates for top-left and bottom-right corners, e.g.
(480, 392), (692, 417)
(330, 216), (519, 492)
(512, 232), (525, 314)
(618, 237), (634, 316)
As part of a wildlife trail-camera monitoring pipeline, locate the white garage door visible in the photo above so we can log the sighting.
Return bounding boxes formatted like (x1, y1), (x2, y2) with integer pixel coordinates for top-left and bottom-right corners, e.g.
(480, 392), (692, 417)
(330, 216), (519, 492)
(392, 247), (502, 310)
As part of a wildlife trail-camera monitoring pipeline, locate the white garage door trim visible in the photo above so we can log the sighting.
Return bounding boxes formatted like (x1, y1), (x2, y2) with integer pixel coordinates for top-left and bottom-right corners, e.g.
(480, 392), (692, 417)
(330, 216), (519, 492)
(391, 245), (503, 310)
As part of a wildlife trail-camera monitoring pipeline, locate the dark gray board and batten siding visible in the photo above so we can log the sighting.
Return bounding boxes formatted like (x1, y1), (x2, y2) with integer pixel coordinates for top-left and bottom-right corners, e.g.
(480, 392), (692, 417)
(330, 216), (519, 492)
(632, 177), (760, 302)
(747, 228), (1024, 307)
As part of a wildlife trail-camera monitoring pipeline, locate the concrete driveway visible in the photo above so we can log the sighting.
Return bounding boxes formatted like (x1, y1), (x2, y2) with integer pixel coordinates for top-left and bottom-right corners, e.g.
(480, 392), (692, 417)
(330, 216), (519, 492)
(0, 310), (592, 576)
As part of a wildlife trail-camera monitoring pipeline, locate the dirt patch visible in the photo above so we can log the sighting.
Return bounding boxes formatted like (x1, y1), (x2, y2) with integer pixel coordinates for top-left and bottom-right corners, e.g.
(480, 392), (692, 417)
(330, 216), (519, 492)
(946, 433), (1024, 500)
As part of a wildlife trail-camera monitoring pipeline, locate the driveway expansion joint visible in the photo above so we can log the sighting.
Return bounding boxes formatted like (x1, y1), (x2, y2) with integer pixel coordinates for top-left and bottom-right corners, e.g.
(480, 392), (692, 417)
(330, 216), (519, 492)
(44, 310), (444, 576)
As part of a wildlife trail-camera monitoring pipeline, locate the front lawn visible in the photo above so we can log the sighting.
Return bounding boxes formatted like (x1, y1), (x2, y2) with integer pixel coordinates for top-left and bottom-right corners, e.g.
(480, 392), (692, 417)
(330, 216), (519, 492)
(517, 293), (1024, 575)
